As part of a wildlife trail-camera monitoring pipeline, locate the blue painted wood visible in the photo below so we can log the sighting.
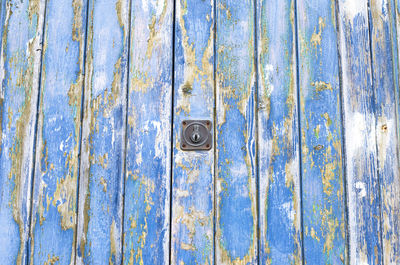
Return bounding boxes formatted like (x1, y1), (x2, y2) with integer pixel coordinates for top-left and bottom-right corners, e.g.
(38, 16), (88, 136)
(0, 1), (45, 264)
(122, 0), (173, 264)
(0, 0), (6, 52)
(256, 0), (302, 264)
(394, 0), (400, 161)
(1, 1), (400, 264)
(75, 0), (130, 264)
(370, 0), (400, 263)
(389, 0), (400, 174)
(215, 0), (258, 263)
(389, 0), (400, 167)
(297, 0), (347, 264)
(29, 0), (88, 264)
(170, 0), (214, 264)
(337, 0), (383, 263)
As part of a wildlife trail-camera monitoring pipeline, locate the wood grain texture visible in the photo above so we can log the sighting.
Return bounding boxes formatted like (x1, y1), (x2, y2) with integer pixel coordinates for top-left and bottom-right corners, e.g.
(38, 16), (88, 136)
(337, 0), (383, 264)
(0, 1), (45, 264)
(215, 0), (257, 264)
(0, 0), (6, 52)
(122, 0), (173, 264)
(76, 0), (130, 264)
(29, 0), (88, 264)
(370, 0), (400, 263)
(389, 0), (400, 163)
(170, 0), (214, 264)
(297, 0), (347, 263)
(256, 0), (302, 264)
(391, 0), (400, 160)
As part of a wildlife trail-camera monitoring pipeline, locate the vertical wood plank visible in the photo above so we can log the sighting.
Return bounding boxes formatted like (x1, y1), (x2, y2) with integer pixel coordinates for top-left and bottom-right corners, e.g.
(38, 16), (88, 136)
(256, 0), (302, 264)
(0, 1), (45, 264)
(296, 0), (347, 263)
(370, 0), (400, 263)
(170, 0), (214, 264)
(29, 0), (88, 264)
(391, 0), (400, 156)
(122, 0), (173, 264)
(0, 0), (6, 51)
(215, 0), (258, 264)
(388, 0), (400, 162)
(76, 0), (130, 264)
(337, 0), (383, 264)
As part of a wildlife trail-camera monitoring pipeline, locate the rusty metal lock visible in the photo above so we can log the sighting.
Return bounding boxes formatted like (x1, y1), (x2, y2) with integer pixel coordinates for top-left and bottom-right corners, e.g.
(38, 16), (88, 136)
(180, 120), (212, 151)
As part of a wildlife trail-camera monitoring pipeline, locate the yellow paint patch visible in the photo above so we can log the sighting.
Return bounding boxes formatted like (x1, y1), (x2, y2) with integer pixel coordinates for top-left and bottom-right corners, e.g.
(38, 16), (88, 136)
(109, 219), (117, 264)
(100, 177), (107, 193)
(310, 227), (320, 242)
(44, 254), (60, 265)
(311, 81), (333, 92)
(181, 243), (196, 251)
(310, 17), (326, 49)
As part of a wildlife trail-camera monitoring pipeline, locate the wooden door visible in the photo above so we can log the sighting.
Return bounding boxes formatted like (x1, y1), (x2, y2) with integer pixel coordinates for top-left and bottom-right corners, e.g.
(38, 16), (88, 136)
(0, 0), (400, 264)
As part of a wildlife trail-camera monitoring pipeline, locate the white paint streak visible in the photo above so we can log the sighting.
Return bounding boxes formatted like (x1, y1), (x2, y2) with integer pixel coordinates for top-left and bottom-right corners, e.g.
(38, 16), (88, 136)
(263, 64), (274, 94)
(340, 0), (366, 21)
(346, 112), (375, 155)
(355, 182), (367, 198)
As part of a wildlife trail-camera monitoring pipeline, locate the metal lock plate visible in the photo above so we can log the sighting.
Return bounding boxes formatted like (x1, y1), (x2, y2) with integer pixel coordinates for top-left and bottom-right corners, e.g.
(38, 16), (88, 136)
(181, 120), (212, 151)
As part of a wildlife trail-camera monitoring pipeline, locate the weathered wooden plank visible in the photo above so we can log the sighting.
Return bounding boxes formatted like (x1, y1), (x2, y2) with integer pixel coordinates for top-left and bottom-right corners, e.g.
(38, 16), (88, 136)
(337, 0), (383, 264)
(0, 1), (6, 51)
(76, 0), (130, 264)
(0, 1), (45, 264)
(390, 0), (400, 157)
(215, 0), (258, 264)
(170, 0), (214, 264)
(369, 0), (400, 263)
(29, 0), (88, 264)
(122, 1), (173, 264)
(296, 0), (347, 264)
(256, 0), (302, 264)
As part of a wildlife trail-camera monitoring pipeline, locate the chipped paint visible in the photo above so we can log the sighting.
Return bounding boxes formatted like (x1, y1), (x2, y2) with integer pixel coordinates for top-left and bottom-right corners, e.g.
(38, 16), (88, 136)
(123, 0), (173, 264)
(110, 219), (118, 264)
(215, 0), (258, 264)
(338, 0), (386, 263)
(170, 0), (214, 264)
(311, 81), (333, 92)
(43, 254), (60, 265)
(0, 1), (399, 265)
(370, 0), (400, 263)
(0, 0), (45, 264)
(297, 0), (346, 263)
(28, 0), (87, 264)
(76, 0), (130, 264)
(310, 17), (326, 49)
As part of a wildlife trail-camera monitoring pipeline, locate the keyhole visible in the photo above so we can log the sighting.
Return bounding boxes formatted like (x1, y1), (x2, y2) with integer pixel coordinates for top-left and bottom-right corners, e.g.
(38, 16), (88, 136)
(191, 125), (201, 143)
(191, 132), (201, 143)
